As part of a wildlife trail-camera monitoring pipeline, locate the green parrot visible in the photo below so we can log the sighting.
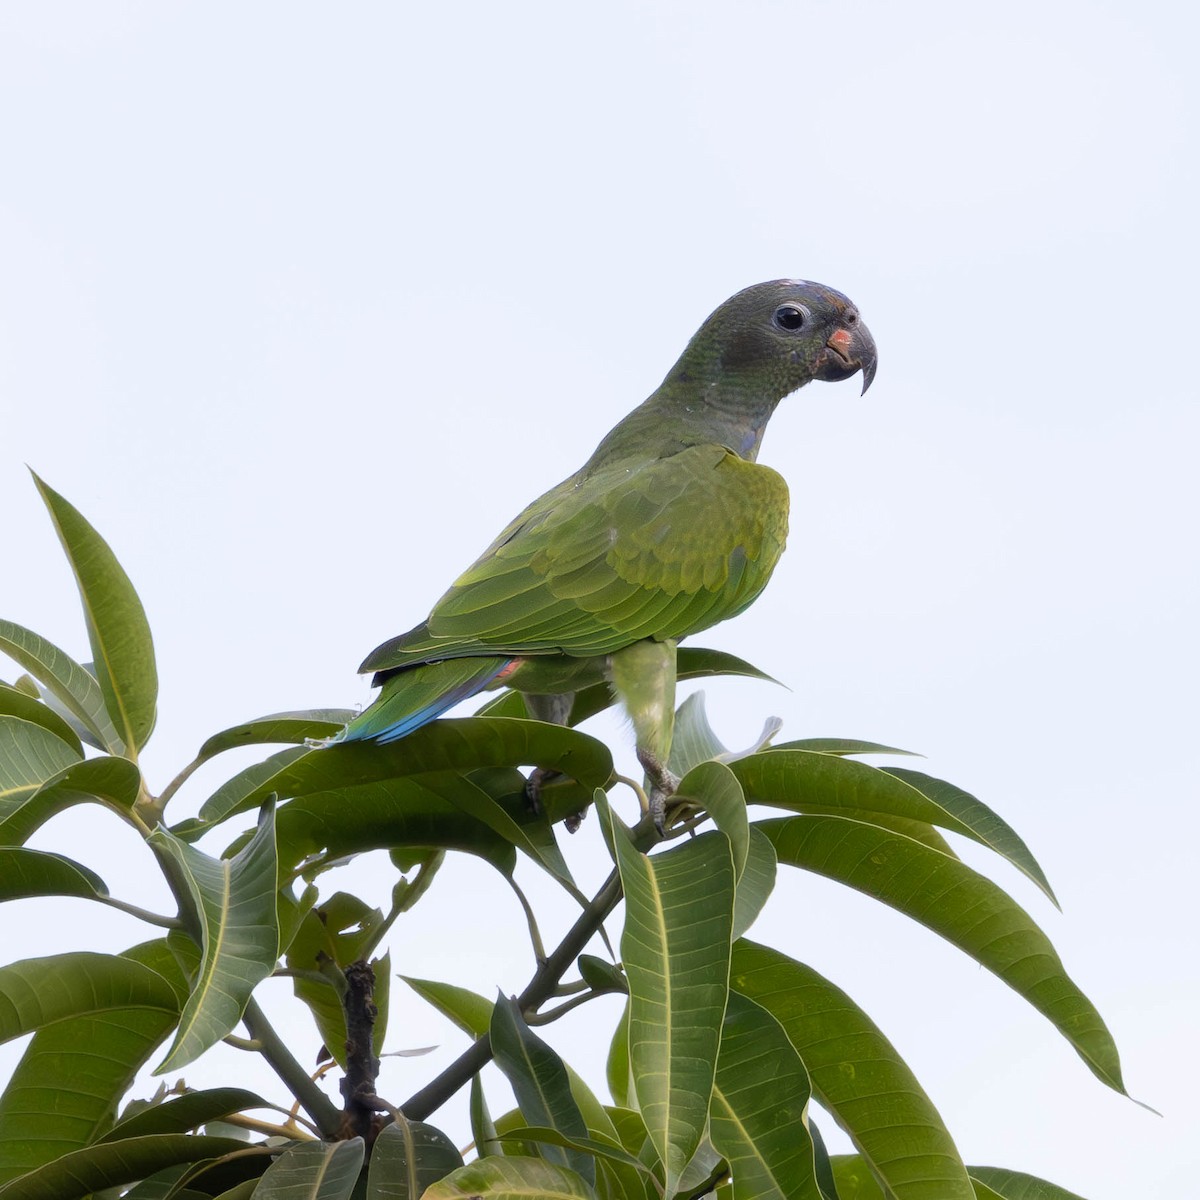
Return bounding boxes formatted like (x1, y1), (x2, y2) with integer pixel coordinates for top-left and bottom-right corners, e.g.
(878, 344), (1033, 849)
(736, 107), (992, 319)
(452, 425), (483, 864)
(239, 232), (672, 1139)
(339, 279), (876, 826)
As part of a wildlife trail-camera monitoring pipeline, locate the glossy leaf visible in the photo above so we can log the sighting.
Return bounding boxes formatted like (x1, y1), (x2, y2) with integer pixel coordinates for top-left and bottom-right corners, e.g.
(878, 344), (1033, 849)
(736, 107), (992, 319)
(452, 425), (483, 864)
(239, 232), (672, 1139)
(770, 738), (918, 757)
(403, 976), (493, 1038)
(0, 942), (183, 1184)
(367, 1117), (464, 1198)
(733, 750), (1055, 904)
(99, 1089), (267, 1142)
(199, 718), (612, 827)
(150, 804), (280, 1072)
(32, 473), (158, 755)
(421, 1155), (597, 1199)
(667, 692), (729, 777)
(577, 955), (627, 995)
(709, 992), (820, 1200)
(730, 939), (974, 1200)
(0, 715), (82, 813)
(495, 1127), (650, 1179)
(731, 827), (776, 941)
(490, 995), (594, 1186)
(252, 1137), (364, 1199)
(967, 1166), (1088, 1199)
(293, 952), (390, 1070)
(605, 1002), (632, 1110)
(0, 681), (83, 754)
(676, 759), (749, 880)
(0, 754), (141, 846)
(0, 848), (107, 903)
(760, 814), (1126, 1093)
(0, 1134), (249, 1200)
(196, 709), (359, 763)
(470, 1074), (502, 1160)
(598, 792), (734, 1198)
(0, 619), (122, 753)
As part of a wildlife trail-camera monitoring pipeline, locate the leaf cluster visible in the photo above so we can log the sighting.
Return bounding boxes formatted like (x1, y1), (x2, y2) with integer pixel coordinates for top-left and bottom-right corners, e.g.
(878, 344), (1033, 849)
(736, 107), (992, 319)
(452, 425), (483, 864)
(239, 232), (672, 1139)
(0, 476), (1128, 1198)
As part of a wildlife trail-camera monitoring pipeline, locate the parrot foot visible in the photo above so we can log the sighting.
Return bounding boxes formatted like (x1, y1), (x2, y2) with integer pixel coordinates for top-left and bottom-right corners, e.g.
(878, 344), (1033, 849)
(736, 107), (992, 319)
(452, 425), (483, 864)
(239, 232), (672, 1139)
(638, 752), (680, 836)
(523, 767), (560, 815)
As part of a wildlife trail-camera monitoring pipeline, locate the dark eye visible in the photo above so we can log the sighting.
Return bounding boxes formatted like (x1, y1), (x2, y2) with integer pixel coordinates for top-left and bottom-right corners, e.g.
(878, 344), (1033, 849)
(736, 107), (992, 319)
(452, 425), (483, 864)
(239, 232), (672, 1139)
(773, 305), (805, 331)
(844, 310), (858, 326)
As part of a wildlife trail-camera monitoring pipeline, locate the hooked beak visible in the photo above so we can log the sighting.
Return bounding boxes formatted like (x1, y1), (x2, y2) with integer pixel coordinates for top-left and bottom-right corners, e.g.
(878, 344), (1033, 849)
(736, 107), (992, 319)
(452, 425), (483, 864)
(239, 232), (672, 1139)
(819, 320), (878, 394)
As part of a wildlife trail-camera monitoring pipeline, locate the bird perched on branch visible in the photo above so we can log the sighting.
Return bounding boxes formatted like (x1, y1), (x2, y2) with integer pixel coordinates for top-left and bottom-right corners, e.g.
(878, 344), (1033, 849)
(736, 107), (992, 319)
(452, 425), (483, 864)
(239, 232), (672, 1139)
(337, 279), (876, 828)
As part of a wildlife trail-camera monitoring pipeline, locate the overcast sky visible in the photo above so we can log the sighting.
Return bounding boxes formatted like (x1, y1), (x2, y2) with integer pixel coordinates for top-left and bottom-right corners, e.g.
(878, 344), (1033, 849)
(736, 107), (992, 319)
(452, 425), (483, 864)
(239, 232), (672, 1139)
(2, 2), (1196, 1195)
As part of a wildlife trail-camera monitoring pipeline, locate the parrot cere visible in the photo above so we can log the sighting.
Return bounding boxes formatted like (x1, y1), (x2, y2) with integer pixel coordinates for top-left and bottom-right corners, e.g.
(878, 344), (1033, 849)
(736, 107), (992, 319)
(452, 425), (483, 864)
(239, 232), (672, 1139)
(338, 279), (876, 826)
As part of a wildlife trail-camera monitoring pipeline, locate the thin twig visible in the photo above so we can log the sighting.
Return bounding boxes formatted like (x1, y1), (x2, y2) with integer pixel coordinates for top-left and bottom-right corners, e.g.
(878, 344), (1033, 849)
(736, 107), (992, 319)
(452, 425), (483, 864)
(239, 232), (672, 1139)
(526, 987), (621, 1026)
(94, 893), (182, 929)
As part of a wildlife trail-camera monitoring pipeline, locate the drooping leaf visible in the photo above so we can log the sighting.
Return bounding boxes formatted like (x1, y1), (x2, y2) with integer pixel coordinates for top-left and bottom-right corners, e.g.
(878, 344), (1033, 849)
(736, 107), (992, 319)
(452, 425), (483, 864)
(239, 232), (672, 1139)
(0, 619), (122, 753)
(730, 940), (974, 1200)
(0, 942), (183, 1184)
(709, 992), (820, 1200)
(367, 1116), (464, 1199)
(32, 472), (158, 755)
(196, 709), (360, 763)
(98, 1089), (268, 1142)
(966, 1165), (1088, 1199)
(597, 792), (734, 1198)
(420, 1155), (597, 1199)
(0, 681), (83, 754)
(251, 1137), (364, 1199)
(0, 1134), (249, 1200)
(770, 738), (918, 757)
(199, 718), (611, 828)
(470, 1074), (502, 1161)
(731, 827), (776, 941)
(733, 750), (1055, 904)
(759, 814), (1126, 1093)
(490, 995), (594, 1186)
(0, 848), (107, 903)
(0, 753), (142, 846)
(0, 715), (82, 816)
(675, 760), (748, 880)
(605, 1002), (632, 1110)
(667, 692), (729, 777)
(149, 804), (280, 1072)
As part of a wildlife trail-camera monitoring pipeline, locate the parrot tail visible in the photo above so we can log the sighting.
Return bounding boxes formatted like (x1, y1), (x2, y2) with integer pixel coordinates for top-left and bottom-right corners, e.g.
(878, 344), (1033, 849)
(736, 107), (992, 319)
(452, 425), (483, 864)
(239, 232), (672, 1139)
(336, 656), (515, 745)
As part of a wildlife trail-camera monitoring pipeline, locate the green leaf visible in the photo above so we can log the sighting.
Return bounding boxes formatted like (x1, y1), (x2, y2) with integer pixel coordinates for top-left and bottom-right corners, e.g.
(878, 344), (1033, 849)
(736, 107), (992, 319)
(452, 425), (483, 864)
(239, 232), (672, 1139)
(770, 738), (918, 757)
(403, 976), (493, 1038)
(470, 1074), (502, 1161)
(605, 1002), (632, 1110)
(0, 715), (82, 811)
(731, 939), (974, 1200)
(577, 955), (627, 995)
(0, 1134), (249, 1200)
(0, 753), (141, 846)
(199, 718), (611, 828)
(32, 472), (158, 755)
(967, 1166), (1088, 1199)
(0, 942), (183, 1184)
(0, 848), (107, 903)
(676, 760), (748, 880)
(667, 692), (729, 777)
(759, 814), (1126, 1093)
(251, 1138), (364, 1199)
(733, 750), (1056, 905)
(196, 709), (360, 763)
(0, 619), (123, 753)
(495, 1127), (651, 1179)
(731, 827), (776, 941)
(0, 681), (83, 754)
(366, 1116), (464, 1199)
(597, 792), (734, 1199)
(709, 992), (820, 1200)
(292, 950), (390, 1070)
(421, 1155), (597, 1199)
(98, 1089), (267, 1142)
(274, 774), (519, 878)
(490, 995), (595, 1186)
(149, 804), (280, 1072)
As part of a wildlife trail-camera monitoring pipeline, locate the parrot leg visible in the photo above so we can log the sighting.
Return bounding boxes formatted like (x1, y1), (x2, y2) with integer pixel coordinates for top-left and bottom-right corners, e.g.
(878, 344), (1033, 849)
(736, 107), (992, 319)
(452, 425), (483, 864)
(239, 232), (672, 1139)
(609, 639), (679, 834)
(522, 692), (577, 819)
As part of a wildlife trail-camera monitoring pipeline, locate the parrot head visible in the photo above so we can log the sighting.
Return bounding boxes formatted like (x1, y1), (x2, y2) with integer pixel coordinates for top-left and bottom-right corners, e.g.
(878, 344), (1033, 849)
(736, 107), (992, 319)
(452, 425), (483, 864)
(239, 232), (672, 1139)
(673, 278), (877, 399)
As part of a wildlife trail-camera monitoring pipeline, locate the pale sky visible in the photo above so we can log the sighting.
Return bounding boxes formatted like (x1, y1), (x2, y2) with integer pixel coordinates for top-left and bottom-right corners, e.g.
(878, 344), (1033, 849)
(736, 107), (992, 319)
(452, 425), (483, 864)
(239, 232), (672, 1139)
(2, 3), (1197, 1196)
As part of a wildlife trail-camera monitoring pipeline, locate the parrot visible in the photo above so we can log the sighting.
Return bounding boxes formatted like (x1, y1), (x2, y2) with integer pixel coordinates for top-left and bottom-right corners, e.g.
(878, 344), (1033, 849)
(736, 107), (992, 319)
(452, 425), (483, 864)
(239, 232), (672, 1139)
(337, 279), (876, 828)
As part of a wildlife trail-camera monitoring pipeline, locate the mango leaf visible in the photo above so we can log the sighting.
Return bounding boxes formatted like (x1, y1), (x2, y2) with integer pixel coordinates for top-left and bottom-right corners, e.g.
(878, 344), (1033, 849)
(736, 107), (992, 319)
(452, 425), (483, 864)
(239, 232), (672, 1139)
(577, 955), (627, 995)
(251, 1138), (364, 1199)
(770, 738), (918, 757)
(597, 792), (734, 1198)
(0, 715), (82, 813)
(274, 773), (522, 877)
(759, 814), (1126, 1094)
(733, 750), (1055, 905)
(490, 995), (594, 1187)
(0, 1133), (252, 1200)
(967, 1166), (1088, 1199)
(495, 1127), (651, 1178)
(0, 848), (107, 903)
(99, 1089), (267, 1142)
(667, 692), (729, 777)
(0, 941), (183, 1184)
(292, 951), (390, 1070)
(32, 473), (158, 755)
(0, 619), (122, 753)
(732, 827), (776, 941)
(675, 760), (748, 880)
(0, 754), (141, 846)
(199, 718), (611, 828)
(366, 1116), (464, 1199)
(403, 976), (494, 1039)
(470, 1074), (502, 1161)
(730, 939), (974, 1200)
(196, 709), (359, 763)
(0, 681), (83, 754)
(149, 804), (280, 1073)
(605, 1002), (632, 1110)
(421, 1155), (597, 1199)
(709, 992), (820, 1200)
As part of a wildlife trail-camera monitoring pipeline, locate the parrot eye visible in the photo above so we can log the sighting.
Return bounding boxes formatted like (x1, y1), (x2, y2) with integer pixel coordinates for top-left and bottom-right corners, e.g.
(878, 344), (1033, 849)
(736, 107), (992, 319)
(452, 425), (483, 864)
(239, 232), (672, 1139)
(773, 305), (806, 332)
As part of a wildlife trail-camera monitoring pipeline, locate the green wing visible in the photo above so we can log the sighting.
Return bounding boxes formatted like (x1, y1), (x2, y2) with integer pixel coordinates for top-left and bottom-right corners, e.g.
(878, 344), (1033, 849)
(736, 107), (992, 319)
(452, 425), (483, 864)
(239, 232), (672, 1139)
(363, 445), (788, 672)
